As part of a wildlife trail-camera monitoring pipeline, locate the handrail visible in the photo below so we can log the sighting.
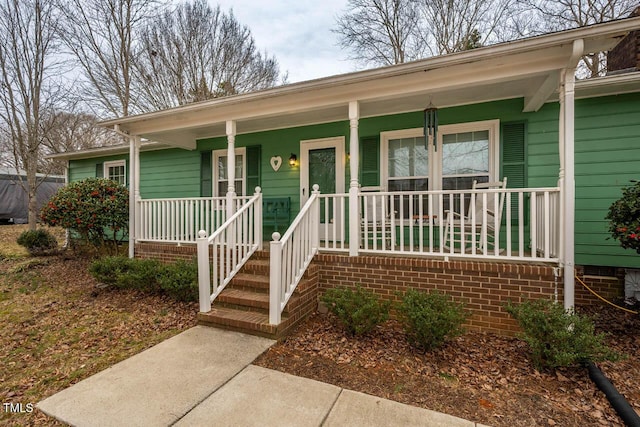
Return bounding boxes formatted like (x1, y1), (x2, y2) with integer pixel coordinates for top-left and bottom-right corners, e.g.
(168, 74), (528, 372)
(137, 195), (252, 243)
(196, 188), (262, 312)
(269, 184), (320, 325)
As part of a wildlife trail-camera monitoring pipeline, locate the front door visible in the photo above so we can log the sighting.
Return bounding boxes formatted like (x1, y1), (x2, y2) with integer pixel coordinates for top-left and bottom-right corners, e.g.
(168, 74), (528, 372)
(300, 137), (345, 239)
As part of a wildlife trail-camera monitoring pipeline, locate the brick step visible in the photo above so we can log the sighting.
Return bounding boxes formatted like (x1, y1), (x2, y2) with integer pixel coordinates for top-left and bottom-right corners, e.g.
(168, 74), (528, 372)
(241, 259), (270, 274)
(197, 306), (282, 338)
(227, 272), (269, 292)
(216, 288), (270, 312)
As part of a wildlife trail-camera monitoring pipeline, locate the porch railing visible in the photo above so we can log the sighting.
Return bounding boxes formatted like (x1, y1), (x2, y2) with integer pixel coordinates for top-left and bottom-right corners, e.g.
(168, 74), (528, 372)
(137, 196), (251, 243)
(269, 185), (320, 324)
(319, 187), (560, 262)
(196, 189), (263, 312)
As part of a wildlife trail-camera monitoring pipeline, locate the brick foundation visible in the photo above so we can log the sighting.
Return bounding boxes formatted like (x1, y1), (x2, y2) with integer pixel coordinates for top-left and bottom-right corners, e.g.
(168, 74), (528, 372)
(136, 242), (198, 262)
(134, 242), (626, 336)
(313, 254), (559, 336)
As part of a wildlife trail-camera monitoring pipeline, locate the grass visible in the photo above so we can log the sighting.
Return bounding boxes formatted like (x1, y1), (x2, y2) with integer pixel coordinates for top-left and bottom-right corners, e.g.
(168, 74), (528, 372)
(0, 225), (197, 426)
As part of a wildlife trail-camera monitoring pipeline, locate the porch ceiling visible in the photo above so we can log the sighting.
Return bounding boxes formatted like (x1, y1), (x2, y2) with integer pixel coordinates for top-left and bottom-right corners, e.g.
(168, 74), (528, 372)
(100, 17), (640, 150)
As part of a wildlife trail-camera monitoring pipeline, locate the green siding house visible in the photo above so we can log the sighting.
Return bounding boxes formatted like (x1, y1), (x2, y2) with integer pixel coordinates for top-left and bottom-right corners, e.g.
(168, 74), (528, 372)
(52, 17), (640, 336)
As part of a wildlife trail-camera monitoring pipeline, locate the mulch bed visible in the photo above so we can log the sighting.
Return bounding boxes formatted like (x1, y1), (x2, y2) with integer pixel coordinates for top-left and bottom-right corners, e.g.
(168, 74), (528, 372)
(254, 304), (640, 427)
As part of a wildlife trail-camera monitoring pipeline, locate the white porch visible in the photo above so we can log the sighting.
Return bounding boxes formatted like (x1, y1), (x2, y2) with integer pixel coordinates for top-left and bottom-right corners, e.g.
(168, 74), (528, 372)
(104, 18), (640, 327)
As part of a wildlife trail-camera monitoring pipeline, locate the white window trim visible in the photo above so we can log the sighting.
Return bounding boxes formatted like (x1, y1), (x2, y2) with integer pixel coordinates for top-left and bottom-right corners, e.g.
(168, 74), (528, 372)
(103, 160), (126, 185)
(381, 119), (500, 191)
(213, 147), (246, 196)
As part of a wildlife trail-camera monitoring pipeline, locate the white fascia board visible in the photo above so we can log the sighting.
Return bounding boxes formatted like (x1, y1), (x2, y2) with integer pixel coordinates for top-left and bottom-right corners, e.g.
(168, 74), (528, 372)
(99, 16), (640, 133)
(46, 142), (172, 161)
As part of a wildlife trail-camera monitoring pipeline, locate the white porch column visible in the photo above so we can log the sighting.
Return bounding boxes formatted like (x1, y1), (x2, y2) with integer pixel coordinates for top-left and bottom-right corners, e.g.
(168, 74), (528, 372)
(560, 40), (582, 310)
(127, 136), (136, 258)
(226, 120), (237, 219)
(133, 135), (141, 245)
(348, 101), (360, 256)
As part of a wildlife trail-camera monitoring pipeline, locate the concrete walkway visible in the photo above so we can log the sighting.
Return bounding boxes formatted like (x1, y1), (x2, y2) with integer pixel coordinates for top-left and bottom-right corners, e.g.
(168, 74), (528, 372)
(38, 326), (488, 427)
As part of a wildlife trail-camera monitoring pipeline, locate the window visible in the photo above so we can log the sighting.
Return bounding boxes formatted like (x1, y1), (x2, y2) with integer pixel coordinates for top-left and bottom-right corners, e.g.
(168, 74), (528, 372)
(382, 120), (498, 191)
(103, 160), (126, 186)
(381, 120), (499, 217)
(441, 130), (490, 190)
(213, 148), (246, 196)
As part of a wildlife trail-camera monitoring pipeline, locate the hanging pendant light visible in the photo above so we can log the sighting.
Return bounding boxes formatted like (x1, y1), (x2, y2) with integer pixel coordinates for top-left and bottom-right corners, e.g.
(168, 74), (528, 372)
(424, 102), (438, 151)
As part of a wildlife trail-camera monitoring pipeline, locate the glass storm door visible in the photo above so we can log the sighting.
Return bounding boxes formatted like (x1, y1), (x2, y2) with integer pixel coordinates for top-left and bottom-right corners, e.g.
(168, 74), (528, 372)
(301, 137), (345, 239)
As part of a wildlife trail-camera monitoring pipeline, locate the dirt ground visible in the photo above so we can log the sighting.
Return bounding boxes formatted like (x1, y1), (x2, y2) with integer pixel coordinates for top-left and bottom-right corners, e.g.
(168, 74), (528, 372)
(254, 305), (640, 427)
(0, 226), (198, 426)
(2, 225), (639, 426)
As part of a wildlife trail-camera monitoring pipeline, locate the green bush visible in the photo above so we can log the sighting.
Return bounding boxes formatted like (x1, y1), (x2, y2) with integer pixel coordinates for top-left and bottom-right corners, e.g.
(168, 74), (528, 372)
(157, 260), (198, 302)
(398, 289), (467, 351)
(321, 286), (390, 335)
(505, 299), (619, 369)
(606, 180), (640, 254)
(16, 229), (58, 255)
(40, 178), (128, 255)
(89, 256), (161, 292)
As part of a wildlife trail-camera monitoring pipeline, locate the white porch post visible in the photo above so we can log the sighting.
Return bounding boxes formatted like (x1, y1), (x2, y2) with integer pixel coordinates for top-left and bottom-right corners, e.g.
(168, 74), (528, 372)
(127, 136), (135, 258)
(134, 135), (141, 245)
(560, 39), (583, 311)
(348, 101), (360, 256)
(226, 120), (237, 219)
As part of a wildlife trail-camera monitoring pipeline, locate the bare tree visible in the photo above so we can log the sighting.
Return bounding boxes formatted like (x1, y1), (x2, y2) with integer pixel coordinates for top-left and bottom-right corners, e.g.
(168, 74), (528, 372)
(40, 110), (125, 174)
(0, 0), (62, 229)
(57, 0), (164, 117)
(517, 0), (638, 77)
(334, 0), (422, 67)
(334, 0), (519, 66)
(134, 0), (283, 110)
(419, 0), (516, 55)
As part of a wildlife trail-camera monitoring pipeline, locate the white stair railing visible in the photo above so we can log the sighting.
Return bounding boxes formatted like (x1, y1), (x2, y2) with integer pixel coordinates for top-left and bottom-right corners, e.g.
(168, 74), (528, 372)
(197, 188), (263, 312)
(269, 184), (320, 325)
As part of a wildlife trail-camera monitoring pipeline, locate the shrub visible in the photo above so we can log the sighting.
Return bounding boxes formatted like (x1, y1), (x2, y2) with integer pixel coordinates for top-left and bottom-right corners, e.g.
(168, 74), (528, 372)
(505, 299), (619, 369)
(89, 256), (197, 301)
(606, 180), (640, 254)
(16, 229), (58, 255)
(158, 260), (198, 302)
(398, 289), (467, 351)
(40, 178), (128, 255)
(321, 286), (390, 335)
(89, 256), (162, 292)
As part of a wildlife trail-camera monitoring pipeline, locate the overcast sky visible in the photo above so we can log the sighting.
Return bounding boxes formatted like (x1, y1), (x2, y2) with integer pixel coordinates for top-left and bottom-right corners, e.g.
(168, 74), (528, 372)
(211, 0), (357, 83)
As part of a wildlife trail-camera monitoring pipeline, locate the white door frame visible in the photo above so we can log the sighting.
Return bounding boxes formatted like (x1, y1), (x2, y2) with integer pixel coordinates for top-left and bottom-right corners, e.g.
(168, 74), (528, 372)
(300, 136), (345, 239)
(300, 136), (345, 201)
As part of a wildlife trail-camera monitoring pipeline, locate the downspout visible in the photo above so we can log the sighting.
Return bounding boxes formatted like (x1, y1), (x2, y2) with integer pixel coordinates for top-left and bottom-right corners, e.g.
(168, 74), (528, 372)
(561, 39), (583, 311)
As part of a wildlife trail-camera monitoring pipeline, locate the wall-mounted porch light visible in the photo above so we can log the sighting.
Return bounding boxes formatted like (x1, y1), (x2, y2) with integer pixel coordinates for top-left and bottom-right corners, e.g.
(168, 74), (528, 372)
(289, 153), (297, 167)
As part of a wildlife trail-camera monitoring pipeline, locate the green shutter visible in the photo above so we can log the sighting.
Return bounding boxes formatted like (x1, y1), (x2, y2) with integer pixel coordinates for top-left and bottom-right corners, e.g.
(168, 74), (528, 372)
(246, 145), (261, 194)
(96, 163), (103, 178)
(200, 152), (212, 197)
(501, 121), (527, 188)
(501, 121), (527, 224)
(359, 136), (380, 188)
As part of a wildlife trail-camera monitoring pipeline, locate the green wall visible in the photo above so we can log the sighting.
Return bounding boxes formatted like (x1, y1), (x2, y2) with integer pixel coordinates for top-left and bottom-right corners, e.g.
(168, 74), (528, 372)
(574, 92), (640, 268)
(67, 93), (640, 268)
